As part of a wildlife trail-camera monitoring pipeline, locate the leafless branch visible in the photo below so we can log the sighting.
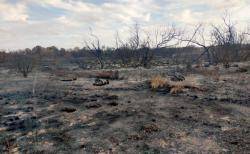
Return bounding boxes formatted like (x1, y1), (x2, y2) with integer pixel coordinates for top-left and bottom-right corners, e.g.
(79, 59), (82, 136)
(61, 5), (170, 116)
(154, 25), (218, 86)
(85, 28), (104, 69)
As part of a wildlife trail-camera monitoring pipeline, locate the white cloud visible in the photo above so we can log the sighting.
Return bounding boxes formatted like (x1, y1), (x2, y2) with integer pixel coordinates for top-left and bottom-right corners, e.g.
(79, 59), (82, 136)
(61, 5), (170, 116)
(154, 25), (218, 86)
(0, 0), (249, 50)
(37, 0), (157, 25)
(0, 0), (28, 22)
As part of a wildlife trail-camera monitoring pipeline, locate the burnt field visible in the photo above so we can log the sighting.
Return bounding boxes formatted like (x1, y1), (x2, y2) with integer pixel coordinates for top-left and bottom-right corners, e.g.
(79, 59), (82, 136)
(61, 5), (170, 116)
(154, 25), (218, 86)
(1, 0), (250, 153)
(0, 62), (249, 153)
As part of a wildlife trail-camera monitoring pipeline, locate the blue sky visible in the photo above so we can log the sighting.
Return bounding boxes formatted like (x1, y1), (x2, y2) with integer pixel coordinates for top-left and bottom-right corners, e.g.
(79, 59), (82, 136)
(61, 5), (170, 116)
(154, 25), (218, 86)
(0, 0), (249, 50)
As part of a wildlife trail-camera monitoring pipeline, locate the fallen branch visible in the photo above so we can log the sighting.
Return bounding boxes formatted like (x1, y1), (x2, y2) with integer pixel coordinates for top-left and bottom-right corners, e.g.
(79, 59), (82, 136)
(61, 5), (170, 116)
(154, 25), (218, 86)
(90, 70), (119, 80)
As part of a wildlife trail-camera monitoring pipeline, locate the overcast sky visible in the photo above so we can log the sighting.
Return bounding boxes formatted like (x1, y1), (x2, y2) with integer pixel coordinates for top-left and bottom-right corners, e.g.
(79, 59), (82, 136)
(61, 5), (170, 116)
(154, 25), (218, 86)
(0, 0), (249, 50)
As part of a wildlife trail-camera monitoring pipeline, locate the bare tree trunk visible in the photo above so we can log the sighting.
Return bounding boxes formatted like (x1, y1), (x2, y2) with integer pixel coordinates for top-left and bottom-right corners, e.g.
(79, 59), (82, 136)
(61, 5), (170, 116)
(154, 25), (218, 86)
(98, 58), (104, 69)
(206, 48), (212, 65)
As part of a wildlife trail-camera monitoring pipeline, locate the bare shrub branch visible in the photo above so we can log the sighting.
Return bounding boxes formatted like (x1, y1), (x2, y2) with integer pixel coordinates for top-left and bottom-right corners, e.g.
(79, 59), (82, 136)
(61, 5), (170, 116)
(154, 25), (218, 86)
(85, 28), (104, 69)
(179, 24), (212, 65)
(211, 16), (249, 67)
(12, 50), (36, 77)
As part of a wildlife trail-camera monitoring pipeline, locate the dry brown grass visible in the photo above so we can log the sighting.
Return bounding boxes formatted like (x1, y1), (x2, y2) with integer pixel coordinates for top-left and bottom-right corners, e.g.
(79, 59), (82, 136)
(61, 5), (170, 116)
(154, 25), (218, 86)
(150, 75), (202, 94)
(170, 84), (185, 94)
(150, 75), (168, 90)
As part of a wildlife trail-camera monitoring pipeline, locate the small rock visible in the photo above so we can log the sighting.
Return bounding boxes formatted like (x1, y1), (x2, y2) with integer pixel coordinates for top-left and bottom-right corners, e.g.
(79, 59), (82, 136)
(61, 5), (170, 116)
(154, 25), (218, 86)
(108, 101), (118, 106)
(60, 76), (77, 82)
(205, 95), (217, 101)
(26, 100), (34, 104)
(223, 63), (230, 68)
(128, 134), (143, 141)
(85, 103), (102, 109)
(203, 63), (210, 67)
(236, 67), (248, 73)
(89, 98), (97, 102)
(170, 73), (185, 81)
(104, 95), (118, 100)
(190, 95), (198, 100)
(140, 123), (160, 134)
(93, 78), (109, 86)
(61, 107), (77, 113)
(232, 64), (239, 67)
(44, 94), (57, 100)
(24, 106), (34, 112)
(46, 118), (63, 128)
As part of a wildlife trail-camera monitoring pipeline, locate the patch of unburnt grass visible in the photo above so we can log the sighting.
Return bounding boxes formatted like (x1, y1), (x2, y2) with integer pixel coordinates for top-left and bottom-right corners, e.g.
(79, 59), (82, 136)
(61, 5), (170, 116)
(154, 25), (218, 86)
(149, 75), (202, 95)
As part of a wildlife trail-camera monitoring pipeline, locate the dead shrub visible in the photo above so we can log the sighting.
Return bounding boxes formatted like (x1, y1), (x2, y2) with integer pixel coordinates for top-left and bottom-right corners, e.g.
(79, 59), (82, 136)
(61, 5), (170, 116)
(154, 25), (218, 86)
(12, 53), (36, 78)
(211, 17), (249, 66)
(115, 46), (136, 67)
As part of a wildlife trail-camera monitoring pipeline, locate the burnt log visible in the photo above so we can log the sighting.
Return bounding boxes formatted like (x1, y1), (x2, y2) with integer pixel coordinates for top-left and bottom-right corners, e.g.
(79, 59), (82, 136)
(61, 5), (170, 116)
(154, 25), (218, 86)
(93, 78), (109, 86)
(92, 70), (119, 80)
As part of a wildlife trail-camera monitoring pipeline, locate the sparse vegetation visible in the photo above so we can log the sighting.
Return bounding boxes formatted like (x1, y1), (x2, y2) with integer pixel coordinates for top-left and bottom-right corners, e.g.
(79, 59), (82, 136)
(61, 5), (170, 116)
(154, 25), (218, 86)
(170, 84), (185, 94)
(150, 75), (201, 94)
(12, 52), (36, 78)
(211, 17), (249, 67)
(150, 75), (168, 90)
(0, 7), (249, 154)
(85, 29), (105, 69)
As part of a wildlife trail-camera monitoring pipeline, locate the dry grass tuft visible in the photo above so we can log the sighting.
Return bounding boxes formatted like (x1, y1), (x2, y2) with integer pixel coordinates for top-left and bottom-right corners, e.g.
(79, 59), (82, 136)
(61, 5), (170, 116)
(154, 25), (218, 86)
(170, 84), (185, 94)
(150, 75), (168, 90)
(150, 75), (202, 94)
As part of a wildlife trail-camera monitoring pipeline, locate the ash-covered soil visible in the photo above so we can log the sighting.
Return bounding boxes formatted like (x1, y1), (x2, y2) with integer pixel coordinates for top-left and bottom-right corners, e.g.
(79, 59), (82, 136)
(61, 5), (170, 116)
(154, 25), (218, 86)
(0, 63), (250, 153)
